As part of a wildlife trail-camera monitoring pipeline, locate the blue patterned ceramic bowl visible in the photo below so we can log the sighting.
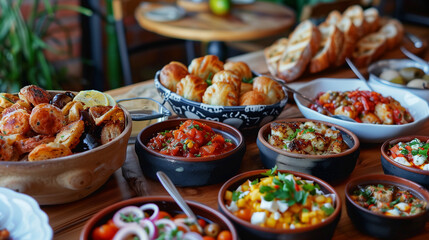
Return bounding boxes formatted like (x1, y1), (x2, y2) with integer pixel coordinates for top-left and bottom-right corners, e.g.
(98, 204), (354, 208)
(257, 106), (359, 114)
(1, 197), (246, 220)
(154, 71), (288, 131)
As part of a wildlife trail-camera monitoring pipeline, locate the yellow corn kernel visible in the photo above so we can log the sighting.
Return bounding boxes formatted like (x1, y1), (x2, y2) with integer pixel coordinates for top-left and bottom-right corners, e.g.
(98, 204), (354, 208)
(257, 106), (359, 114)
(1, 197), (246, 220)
(266, 216), (277, 228)
(295, 223), (303, 228)
(281, 222), (289, 229)
(315, 195), (326, 203)
(261, 177), (272, 185)
(284, 216), (292, 224)
(290, 204), (301, 213)
(325, 197), (332, 204)
(250, 190), (261, 201)
(187, 140), (194, 148)
(237, 198), (246, 208)
(311, 217), (320, 225)
(224, 191), (233, 201)
(309, 211), (317, 218)
(242, 184), (249, 191)
(300, 212), (310, 223)
(250, 184), (257, 191)
(316, 210), (325, 217)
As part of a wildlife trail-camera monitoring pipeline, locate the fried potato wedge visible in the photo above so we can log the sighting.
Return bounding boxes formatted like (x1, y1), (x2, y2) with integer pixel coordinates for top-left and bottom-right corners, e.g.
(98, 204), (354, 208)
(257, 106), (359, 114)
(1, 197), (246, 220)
(14, 135), (55, 155)
(55, 120), (85, 150)
(90, 105), (124, 126)
(62, 101), (84, 124)
(101, 122), (123, 145)
(28, 142), (72, 161)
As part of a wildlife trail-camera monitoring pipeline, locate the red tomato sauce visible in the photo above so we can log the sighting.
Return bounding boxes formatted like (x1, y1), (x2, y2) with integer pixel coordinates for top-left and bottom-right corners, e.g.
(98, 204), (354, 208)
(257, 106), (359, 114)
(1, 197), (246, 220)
(147, 120), (236, 157)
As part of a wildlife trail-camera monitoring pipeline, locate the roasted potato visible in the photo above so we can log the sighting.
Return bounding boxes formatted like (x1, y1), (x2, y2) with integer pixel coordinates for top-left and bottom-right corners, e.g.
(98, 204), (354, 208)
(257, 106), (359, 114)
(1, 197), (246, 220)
(0, 138), (18, 161)
(14, 135), (56, 155)
(28, 142), (72, 161)
(19, 85), (51, 106)
(2, 100), (31, 116)
(0, 109), (31, 135)
(30, 103), (66, 135)
(101, 122), (123, 145)
(0, 93), (18, 109)
(55, 120), (85, 150)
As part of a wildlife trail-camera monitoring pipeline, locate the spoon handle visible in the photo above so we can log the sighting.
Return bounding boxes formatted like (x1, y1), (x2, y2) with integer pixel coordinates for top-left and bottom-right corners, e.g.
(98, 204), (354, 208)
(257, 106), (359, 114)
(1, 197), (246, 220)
(156, 171), (198, 221)
(345, 58), (374, 92)
(400, 46), (429, 66)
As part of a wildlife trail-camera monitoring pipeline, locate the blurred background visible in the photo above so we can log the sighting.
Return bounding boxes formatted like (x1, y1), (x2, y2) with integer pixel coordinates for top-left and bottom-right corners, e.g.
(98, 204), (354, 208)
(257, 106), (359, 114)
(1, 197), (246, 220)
(1, 0), (427, 92)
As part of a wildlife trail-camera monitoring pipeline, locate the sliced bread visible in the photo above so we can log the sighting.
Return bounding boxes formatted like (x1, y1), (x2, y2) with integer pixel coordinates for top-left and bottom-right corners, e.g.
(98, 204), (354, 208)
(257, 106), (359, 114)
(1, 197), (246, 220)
(264, 38), (289, 76)
(352, 32), (387, 67)
(310, 24), (344, 73)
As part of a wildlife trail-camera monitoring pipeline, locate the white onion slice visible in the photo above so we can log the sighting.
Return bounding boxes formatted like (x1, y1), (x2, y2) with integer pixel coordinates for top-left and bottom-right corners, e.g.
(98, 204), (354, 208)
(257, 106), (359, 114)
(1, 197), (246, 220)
(113, 223), (149, 240)
(140, 203), (160, 221)
(140, 219), (157, 240)
(182, 231), (204, 240)
(113, 206), (144, 228)
(155, 218), (176, 231)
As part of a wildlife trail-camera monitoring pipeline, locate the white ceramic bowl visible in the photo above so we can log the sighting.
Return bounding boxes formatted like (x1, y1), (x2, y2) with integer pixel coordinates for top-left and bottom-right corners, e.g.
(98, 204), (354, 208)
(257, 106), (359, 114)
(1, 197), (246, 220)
(368, 59), (429, 102)
(0, 187), (52, 240)
(293, 78), (429, 143)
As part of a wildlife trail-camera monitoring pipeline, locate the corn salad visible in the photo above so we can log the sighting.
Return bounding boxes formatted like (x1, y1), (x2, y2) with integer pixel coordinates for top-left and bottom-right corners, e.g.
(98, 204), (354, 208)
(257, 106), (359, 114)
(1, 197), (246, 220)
(224, 167), (335, 229)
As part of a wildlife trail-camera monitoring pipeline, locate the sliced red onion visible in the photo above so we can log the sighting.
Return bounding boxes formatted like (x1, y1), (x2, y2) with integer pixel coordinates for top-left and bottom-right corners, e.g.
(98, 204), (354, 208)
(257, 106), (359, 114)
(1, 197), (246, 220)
(113, 206), (144, 228)
(155, 218), (176, 232)
(113, 223), (149, 240)
(140, 203), (159, 221)
(174, 218), (202, 234)
(182, 232), (204, 240)
(174, 222), (191, 233)
(140, 219), (157, 240)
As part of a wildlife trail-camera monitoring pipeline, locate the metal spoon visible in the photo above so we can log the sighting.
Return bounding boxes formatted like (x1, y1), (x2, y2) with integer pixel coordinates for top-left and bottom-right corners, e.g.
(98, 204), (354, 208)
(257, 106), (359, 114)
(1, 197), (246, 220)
(156, 171), (204, 233)
(400, 46), (429, 67)
(345, 57), (374, 92)
(258, 74), (357, 122)
(405, 32), (424, 49)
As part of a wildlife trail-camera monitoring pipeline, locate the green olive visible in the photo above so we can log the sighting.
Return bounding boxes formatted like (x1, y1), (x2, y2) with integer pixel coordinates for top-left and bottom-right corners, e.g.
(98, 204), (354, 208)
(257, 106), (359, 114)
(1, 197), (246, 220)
(204, 223), (220, 237)
(400, 67), (425, 81)
(423, 74), (429, 81)
(389, 76), (405, 85)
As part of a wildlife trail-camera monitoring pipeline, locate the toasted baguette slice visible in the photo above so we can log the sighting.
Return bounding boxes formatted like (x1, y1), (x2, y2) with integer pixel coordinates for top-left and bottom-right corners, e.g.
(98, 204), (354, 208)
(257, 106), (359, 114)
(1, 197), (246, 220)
(364, 7), (380, 34)
(310, 24), (344, 73)
(335, 17), (359, 66)
(352, 32), (387, 67)
(264, 38), (288, 76)
(379, 19), (404, 49)
(277, 20), (321, 82)
(343, 5), (367, 38)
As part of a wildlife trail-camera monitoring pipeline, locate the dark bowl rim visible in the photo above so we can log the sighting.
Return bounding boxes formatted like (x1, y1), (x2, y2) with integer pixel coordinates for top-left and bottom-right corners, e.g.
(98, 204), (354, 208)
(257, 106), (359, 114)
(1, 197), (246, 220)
(257, 118), (360, 159)
(368, 58), (429, 91)
(381, 135), (429, 176)
(80, 195), (238, 240)
(154, 70), (289, 109)
(0, 93), (132, 166)
(345, 174), (429, 219)
(136, 118), (245, 162)
(218, 169), (342, 234)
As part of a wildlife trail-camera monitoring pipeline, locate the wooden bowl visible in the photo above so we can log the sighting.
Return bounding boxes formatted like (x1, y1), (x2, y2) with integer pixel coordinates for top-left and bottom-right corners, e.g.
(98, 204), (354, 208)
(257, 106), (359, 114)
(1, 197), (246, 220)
(80, 196), (238, 240)
(135, 118), (245, 186)
(218, 169), (342, 240)
(381, 135), (429, 189)
(257, 118), (360, 183)
(345, 174), (429, 239)
(0, 94), (132, 205)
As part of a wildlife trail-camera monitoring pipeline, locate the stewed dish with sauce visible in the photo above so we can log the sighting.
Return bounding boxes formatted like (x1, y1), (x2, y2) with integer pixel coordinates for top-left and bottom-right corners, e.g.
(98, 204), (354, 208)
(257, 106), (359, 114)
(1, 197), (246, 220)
(0, 85), (124, 161)
(268, 121), (348, 155)
(309, 90), (414, 124)
(147, 120), (236, 157)
(350, 184), (427, 216)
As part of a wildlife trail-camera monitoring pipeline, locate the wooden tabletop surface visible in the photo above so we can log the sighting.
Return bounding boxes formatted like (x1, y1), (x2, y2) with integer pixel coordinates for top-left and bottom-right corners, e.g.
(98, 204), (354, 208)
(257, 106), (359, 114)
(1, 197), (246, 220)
(135, 1), (295, 42)
(42, 25), (429, 240)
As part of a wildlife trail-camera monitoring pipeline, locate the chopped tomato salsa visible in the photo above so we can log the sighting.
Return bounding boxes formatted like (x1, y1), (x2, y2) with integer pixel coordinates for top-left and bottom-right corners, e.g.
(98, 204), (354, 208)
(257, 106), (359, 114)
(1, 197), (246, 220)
(147, 120), (235, 157)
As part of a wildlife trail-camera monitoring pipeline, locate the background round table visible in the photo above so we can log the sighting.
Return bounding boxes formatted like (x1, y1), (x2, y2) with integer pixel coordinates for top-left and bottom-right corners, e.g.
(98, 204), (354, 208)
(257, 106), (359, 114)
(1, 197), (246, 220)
(135, 1), (295, 60)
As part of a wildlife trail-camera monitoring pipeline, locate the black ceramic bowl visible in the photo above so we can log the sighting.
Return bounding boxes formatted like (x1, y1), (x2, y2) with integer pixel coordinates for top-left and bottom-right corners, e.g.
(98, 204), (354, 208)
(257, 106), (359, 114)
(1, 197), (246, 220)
(345, 174), (429, 239)
(381, 135), (429, 189)
(154, 71), (288, 131)
(80, 196), (238, 240)
(256, 118), (360, 183)
(218, 169), (342, 240)
(135, 118), (245, 186)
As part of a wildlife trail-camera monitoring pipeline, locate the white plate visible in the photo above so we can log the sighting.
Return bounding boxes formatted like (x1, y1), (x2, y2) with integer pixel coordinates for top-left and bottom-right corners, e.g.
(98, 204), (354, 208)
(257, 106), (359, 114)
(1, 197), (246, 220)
(0, 188), (52, 240)
(144, 6), (186, 22)
(293, 78), (429, 143)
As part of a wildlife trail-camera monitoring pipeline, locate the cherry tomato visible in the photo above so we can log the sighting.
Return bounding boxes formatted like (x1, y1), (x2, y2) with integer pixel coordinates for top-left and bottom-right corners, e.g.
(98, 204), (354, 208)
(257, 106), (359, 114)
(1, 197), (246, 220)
(157, 211), (172, 220)
(235, 209), (251, 221)
(174, 213), (188, 219)
(217, 230), (233, 240)
(198, 218), (207, 228)
(203, 237), (216, 240)
(92, 222), (118, 240)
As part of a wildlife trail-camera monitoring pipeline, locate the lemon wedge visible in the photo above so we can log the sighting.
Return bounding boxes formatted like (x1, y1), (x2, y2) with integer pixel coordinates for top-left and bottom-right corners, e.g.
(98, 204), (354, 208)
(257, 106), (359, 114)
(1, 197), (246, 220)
(73, 90), (109, 108)
(104, 93), (117, 106)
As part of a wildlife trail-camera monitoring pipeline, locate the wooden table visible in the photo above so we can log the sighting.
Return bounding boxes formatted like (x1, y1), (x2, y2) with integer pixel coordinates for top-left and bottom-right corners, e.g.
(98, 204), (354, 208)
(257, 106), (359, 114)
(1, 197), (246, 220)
(43, 26), (429, 240)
